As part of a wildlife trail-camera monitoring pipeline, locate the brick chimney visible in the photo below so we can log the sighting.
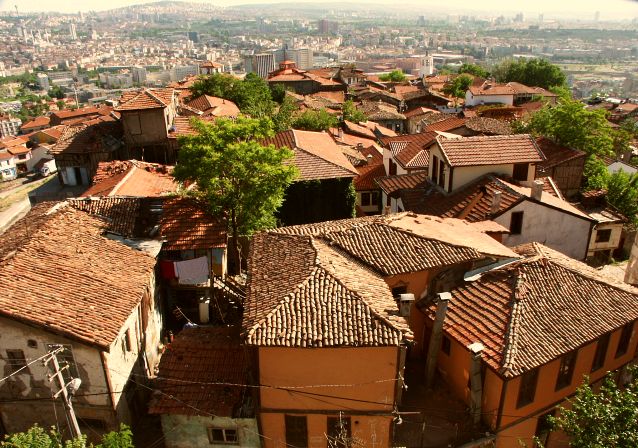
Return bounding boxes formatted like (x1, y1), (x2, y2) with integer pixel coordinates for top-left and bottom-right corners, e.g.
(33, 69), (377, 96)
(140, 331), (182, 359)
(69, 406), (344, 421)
(531, 179), (544, 201)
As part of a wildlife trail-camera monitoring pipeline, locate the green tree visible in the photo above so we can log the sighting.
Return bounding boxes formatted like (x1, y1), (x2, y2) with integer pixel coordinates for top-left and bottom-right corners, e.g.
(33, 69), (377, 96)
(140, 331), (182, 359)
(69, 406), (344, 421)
(379, 70), (406, 82)
(270, 83), (287, 104)
(442, 74), (473, 101)
(547, 366), (638, 448)
(292, 109), (339, 132)
(492, 58), (566, 89)
(56, 100), (65, 111)
(173, 117), (298, 272)
(342, 100), (367, 123)
(458, 63), (489, 78)
(1, 424), (133, 448)
(272, 95), (298, 132)
(50, 86), (65, 100)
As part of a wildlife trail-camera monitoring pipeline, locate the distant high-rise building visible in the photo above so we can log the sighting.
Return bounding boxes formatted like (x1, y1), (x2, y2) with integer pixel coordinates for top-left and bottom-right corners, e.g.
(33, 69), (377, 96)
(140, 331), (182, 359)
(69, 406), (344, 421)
(417, 16), (426, 27)
(318, 19), (338, 34)
(274, 48), (314, 70)
(69, 23), (77, 40)
(132, 66), (147, 85)
(188, 31), (199, 43)
(90, 28), (98, 40)
(170, 65), (199, 82)
(243, 53), (276, 79)
(36, 73), (50, 90)
(0, 116), (22, 138)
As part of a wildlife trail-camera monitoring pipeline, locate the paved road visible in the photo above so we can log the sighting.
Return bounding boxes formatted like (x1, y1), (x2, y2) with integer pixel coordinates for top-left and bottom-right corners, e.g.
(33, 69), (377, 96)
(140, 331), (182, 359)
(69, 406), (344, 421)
(0, 196), (31, 235)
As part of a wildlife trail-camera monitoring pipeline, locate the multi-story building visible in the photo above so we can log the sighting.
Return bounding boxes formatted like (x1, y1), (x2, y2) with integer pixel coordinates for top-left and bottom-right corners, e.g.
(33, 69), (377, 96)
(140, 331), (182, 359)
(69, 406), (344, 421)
(243, 53), (276, 79)
(0, 116), (22, 137)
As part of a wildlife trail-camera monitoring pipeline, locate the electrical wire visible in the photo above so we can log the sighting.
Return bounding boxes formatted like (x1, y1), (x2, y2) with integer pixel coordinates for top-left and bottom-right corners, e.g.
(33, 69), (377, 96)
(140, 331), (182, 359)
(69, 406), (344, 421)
(0, 348), (62, 384)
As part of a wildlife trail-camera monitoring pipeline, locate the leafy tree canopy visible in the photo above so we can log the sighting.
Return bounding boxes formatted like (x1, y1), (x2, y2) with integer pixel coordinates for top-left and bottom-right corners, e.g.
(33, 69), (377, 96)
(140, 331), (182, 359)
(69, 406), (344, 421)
(1, 424), (133, 448)
(379, 70), (406, 82)
(492, 58), (566, 90)
(547, 366), (638, 448)
(173, 117), (298, 271)
(292, 109), (339, 132)
(190, 73), (275, 118)
(272, 95), (298, 132)
(342, 100), (367, 123)
(442, 74), (474, 99)
(458, 63), (489, 78)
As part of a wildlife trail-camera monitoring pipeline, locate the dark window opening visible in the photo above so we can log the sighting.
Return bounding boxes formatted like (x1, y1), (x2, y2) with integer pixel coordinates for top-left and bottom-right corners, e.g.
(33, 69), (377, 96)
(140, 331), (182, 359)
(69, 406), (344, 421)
(535, 410), (555, 446)
(438, 160), (446, 188)
(6, 350), (26, 374)
(615, 322), (634, 358)
(510, 211), (524, 235)
(207, 427), (238, 445)
(327, 416), (352, 448)
(513, 163), (529, 181)
(46, 344), (79, 383)
(391, 285), (407, 297)
(285, 415), (308, 448)
(555, 351), (577, 390)
(591, 333), (610, 372)
(27, 340), (37, 349)
(361, 192), (378, 207)
(432, 155), (439, 184)
(595, 229), (612, 243)
(389, 159), (397, 176)
(441, 336), (451, 356)
(517, 368), (539, 408)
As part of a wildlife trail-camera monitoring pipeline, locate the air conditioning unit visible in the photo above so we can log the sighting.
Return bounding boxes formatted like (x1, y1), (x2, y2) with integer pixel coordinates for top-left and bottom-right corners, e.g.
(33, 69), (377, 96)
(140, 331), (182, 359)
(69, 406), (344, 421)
(398, 293), (415, 318)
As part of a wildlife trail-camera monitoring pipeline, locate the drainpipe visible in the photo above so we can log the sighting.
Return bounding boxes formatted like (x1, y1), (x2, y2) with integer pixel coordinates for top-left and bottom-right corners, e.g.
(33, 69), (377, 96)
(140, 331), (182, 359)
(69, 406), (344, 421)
(468, 342), (485, 426)
(425, 292), (451, 389)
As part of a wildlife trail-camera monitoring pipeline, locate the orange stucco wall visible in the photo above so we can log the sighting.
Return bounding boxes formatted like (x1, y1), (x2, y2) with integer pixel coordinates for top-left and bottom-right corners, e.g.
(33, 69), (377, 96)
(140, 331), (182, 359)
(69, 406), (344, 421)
(495, 321), (638, 448)
(258, 347), (399, 448)
(436, 332), (473, 403)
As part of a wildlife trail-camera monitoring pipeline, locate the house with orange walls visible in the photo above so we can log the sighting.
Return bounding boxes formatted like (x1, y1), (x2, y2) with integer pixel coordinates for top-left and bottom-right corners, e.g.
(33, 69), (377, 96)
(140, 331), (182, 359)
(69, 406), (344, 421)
(421, 242), (638, 448)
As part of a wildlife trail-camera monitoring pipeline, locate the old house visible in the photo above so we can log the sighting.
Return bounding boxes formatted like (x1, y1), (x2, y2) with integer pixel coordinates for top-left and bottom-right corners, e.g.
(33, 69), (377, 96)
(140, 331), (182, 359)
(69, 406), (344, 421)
(185, 95), (240, 119)
(0, 151), (17, 181)
(262, 129), (359, 225)
(358, 100), (406, 133)
(465, 81), (558, 107)
(115, 88), (179, 164)
(401, 175), (595, 260)
(49, 106), (114, 126)
(351, 145), (385, 215)
(19, 116), (50, 134)
(577, 190), (627, 264)
(377, 171), (429, 213)
(422, 242), (638, 447)
(148, 327), (259, 448)
(534, 137), (586, 198)
(0, 203), (162, 437)
(81, 160), (177, 197)
(50, 119), (125, 187)
(267, 61), (346, 95)
(0, 136), (30, 174)
(380, 131), (436, 177)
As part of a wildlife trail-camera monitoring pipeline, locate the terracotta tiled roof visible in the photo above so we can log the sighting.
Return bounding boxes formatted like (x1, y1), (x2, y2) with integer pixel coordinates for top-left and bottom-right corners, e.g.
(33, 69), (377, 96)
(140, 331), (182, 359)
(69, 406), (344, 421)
(0, 203), (155, 349)
(69, 197), (141, 237)
(376, 171), (429, 197)
(381, 132), (437, 169)
(0, 136), (28, 149)
(49, 121), (123, 155)
(437, 134), (544, 167)
(359, 101), (405, 121)
(186, 95), (240, 118)
(160, 197), (227, 250)
(20, 116), (50, 130)
(244, 231), (413, 347)
(430, 242), (638, 377)
(403, 106), (438, 119)
(463, 117), (512, 135)
(354, 162), (385, 191)
(424, 117), (467, 133)
(343, 120), (377, 139)
(115, 88), (176, 111)
(82, 160), (176, 197)
(535, 137), (586, 172)
(50, 106), (112, 125)
(149, 327), (246, 416)
(262, 130), (358, 181)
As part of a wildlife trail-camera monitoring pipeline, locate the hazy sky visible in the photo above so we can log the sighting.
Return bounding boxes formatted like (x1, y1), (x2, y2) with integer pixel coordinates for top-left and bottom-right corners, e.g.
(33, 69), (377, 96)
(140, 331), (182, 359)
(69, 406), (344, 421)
(2, 0), (638, 19)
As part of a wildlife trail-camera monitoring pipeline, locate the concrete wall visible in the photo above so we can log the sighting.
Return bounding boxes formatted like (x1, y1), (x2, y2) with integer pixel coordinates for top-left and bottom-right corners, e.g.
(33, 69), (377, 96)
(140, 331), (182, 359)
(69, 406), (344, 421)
(587, 222), (623, 257)
(160, 415), (260, 448)
(495, 200), (591, 260)
(465, 92), (514, 107)
(0, 317), (115, 434)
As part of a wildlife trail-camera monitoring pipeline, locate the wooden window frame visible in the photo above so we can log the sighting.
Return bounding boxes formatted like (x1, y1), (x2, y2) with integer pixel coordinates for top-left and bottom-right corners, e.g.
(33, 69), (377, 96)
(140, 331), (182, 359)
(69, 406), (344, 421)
(207, 427), (238, 445)
(615, 322), (634, 358)
(509, 211), (524, 235)
(516, 368), (539, 408)
(591, 333), (611, 372)
(555, 351), (578, 391)
(285, 415), (308, 448)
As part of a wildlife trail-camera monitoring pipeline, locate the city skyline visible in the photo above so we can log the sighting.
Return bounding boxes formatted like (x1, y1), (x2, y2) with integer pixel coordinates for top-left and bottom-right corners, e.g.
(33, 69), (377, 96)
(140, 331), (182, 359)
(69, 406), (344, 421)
(2, 0), (638, 20)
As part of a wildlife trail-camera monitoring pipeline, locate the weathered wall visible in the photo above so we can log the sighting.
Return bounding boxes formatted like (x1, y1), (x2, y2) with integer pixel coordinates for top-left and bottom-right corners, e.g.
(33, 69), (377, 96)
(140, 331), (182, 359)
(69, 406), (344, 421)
(587, 222), (623, 256)
(121, 109), (168, 147)
(495, 201), (591, 260)
(160, 415), (260, 448)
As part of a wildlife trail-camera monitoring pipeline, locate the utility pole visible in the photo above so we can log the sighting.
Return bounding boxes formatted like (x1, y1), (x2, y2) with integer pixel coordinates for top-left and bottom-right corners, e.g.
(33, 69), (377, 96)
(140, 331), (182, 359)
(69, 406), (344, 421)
(45, 346), (82, 440)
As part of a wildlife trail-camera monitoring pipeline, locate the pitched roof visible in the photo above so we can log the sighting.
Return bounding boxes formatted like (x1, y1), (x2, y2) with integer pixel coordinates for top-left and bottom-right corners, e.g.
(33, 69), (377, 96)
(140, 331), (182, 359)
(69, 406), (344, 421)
(262, 130), (358, 181)
(436, 134), (544, 167)
(160, 197), (227, 250)
(0, 203), (156, 349)
(424, 117), (468, 133)
(463, 117), (512, 136)
(244, 231), (412, 347)
(186, 95), (240, 118)
(359, 100), (406, 121)
(82, 160), (177, 197)
(115, 88), (176, 111)
(20, 116), (50, 130)
(381, 132), (437, 169)
(354, 162), (385, 191)
(535, 137), (586, 172)
(429, 242), (638, 377)
(148, 327), (246, 416)
(49, 121), (123, 155)
(376, 171), (429, 197)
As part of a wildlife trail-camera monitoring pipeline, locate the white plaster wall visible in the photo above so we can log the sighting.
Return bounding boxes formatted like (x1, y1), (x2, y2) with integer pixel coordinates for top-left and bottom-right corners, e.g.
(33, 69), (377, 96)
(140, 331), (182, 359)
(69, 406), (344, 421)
(495, 201), (591, 260)
(588, 223), (623, 255)
(452, 164), (514, 192)
(465, 91), (514, 107)
(161, 415), (260, 448)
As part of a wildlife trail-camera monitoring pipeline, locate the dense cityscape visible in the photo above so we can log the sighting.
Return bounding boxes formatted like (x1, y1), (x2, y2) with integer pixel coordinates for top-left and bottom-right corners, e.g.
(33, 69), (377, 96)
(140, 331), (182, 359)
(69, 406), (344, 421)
(0, 1), (637, 448)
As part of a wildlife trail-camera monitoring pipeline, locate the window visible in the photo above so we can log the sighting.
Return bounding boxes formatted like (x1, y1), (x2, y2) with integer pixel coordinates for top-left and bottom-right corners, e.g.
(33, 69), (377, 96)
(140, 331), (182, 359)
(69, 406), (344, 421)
(441, 336), (451, 356)
(535, 410), (555, 446)
(6, 350), (26, 374)
(595, 229), (612, 243)
(207, 427), (238, 445)
(591, 333), (611, 372)
(46, 344), (79, 383)
(124, 329), (133, 352)
(438, 160), (446, 188)
(285, 415), (307, 448)
(510, 211), (524, 235)
(129, 113), (142, 135)
(391, 285), (407, 298)
(555, 351), (577, 390)
(389, 159), (397, 176)
(615, 322), (634, 358)
(512, 163), (529, 181)
(27, 340), (38, 349)
(370, 191), (379, 206)
(432, 155), (439, 184)
(516, 368), (539, 408)
(361, 192), (378, 207)
(327, 416), (351, 448)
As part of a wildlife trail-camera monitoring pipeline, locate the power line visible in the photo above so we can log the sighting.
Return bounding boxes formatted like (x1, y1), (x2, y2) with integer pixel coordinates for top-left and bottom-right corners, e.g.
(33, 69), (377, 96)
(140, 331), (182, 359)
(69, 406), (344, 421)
(0, 348), (62, 384)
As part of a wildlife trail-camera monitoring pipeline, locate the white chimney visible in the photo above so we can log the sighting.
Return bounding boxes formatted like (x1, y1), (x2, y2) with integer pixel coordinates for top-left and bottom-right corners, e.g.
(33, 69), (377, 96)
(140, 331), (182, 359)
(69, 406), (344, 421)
(491, 190), (502, 214)
(531, 180), (544, 201)
(398, 293), (415, 318)
(338, 128), (343, 139)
